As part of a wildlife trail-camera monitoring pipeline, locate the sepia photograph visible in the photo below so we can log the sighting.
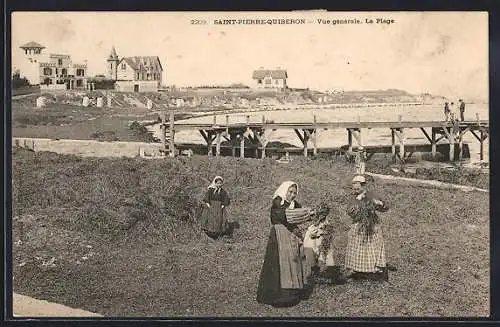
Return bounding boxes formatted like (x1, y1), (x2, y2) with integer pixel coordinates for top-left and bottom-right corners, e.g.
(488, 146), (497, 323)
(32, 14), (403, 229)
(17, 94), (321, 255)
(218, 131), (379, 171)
(9, 11), (489, 318)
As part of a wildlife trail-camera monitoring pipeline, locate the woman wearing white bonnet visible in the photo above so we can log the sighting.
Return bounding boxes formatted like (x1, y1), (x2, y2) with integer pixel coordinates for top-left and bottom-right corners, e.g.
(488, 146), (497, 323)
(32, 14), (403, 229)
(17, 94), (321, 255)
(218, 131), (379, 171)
(344, 174), (391, 281)
(256, 181), (318, 307)
(199, 176), (231, 239)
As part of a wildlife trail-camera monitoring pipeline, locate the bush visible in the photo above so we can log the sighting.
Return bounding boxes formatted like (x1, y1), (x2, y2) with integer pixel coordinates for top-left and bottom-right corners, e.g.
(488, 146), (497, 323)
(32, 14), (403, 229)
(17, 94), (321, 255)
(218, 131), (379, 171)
(129, 121), (157, 142)
(87, 78), (115, 90)
(12, 73), (30, 89)
(90, 131), (119, 142)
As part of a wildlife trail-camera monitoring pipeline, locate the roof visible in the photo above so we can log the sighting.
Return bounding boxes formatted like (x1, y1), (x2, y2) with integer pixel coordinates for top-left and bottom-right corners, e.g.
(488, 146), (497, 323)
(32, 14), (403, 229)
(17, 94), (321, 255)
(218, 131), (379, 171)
(20, 41), (45, 49)
(119, 56), (163, 72)
(252, 69), (287, 80)
(108, 46), (118, 60)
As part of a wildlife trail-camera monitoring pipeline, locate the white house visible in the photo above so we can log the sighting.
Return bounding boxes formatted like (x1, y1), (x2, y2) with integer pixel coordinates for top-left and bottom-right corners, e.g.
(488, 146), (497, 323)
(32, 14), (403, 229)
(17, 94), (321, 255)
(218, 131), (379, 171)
(106, 47), (164, 92)
(14, 41), (88, 90)
(252, 68), (288, 90)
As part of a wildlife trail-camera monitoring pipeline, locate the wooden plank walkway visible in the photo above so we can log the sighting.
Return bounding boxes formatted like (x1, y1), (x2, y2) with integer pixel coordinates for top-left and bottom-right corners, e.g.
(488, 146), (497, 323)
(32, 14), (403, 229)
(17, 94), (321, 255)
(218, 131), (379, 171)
(158, 110), (489, 162)
(172, 120), (489, 131)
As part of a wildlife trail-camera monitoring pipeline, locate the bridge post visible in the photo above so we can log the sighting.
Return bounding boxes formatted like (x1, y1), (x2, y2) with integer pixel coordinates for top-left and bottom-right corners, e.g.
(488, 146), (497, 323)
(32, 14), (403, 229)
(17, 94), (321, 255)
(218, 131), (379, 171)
(399, 128), (405, 162)
(347, 129), (353, 153)
(208, 131), (214, 156)
(391, 128), (396, 161)
(303, 130), (310, 158)
(431, 128), (437, 158)
(448, 128), (455, 161)
(240, 133), (245, 158)
(169, 110), (175, 157)
(480, 130), (484, 161)
(216, 131), (221, 157)
(457, 127), (470, 162)
(160, 111), (166, 152)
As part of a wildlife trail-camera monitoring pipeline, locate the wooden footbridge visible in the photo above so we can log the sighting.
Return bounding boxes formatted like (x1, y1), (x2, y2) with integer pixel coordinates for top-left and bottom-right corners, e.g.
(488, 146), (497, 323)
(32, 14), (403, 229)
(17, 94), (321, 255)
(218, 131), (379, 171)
(159, 111), (489, 162)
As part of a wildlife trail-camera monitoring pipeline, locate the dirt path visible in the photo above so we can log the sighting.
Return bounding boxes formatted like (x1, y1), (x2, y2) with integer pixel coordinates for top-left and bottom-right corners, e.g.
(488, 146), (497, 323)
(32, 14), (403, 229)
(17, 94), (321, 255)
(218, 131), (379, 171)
(366, 171), (489, 193)
(13, 293), (102, 317)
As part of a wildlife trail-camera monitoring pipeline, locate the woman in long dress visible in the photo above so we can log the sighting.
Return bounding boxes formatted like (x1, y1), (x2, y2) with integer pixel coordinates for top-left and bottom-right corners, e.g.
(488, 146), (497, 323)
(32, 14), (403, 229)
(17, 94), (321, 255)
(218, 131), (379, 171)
(344, 175), (390, 281)
(199, 176), (231, 239)
(256, 181), (317, 307)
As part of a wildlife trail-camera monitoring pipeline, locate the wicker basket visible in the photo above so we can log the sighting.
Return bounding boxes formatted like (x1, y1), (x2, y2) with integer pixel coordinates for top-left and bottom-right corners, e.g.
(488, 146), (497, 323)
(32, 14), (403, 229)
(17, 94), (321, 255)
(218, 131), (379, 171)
(285, 207), (313, 224)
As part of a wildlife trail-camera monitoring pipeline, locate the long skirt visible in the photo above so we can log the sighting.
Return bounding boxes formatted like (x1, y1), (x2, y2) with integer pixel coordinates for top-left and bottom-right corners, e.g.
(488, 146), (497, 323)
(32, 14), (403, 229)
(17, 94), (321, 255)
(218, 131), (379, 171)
(256, 224), (314, 307)
(345, 223), (386, 273)
(199, 200), (228, 237)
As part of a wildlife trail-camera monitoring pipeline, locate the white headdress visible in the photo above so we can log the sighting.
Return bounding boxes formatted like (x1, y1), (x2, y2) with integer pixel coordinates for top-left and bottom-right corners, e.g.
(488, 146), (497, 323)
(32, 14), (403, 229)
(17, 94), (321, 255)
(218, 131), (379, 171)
(273, 181), (298, 208)
(208, 176), (224, 189)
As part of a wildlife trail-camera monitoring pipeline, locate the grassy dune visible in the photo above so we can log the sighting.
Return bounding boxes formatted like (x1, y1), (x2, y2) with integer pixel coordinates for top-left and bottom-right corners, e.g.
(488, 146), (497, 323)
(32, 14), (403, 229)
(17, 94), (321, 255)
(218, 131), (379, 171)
(11, 148), (489, 317)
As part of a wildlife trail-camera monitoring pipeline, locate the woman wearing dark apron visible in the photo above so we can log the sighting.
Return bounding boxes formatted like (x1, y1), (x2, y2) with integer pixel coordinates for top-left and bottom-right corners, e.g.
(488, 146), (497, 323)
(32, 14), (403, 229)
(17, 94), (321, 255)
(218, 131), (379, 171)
(256, 181), (317, 307)
(199, 176), (230, 239)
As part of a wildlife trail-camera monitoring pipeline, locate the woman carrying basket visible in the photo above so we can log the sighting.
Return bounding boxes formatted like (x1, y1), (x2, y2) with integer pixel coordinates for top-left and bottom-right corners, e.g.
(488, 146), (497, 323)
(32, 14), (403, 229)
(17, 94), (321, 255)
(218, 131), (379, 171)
(257, 181), (324, 307)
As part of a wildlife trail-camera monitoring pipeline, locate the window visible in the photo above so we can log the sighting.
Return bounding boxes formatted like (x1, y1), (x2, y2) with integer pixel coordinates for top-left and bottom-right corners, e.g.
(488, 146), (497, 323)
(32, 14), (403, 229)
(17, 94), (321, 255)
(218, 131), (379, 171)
(76, 80), (83, 87)
(147, 73), (151, 80)
(58, 59), (63, 66)
(62, 68), (67, 76)
(265, 79), (271, 84)
(43, 77), (51, 85)
(56, 68), (59, 75)
(43, 68), (52, 76)
(121, 63), (126, 70)
(257, 79), (262, 84)
(76, 69), (85, 77)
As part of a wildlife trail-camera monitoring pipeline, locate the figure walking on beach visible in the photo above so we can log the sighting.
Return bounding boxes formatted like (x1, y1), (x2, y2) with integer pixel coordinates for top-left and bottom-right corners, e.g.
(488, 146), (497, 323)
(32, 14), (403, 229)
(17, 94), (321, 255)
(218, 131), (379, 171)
(459, 99), (466, 121)
(199, 176), (231, 239)
(256, 181), (317, 307)
(344, 175), (390, 281)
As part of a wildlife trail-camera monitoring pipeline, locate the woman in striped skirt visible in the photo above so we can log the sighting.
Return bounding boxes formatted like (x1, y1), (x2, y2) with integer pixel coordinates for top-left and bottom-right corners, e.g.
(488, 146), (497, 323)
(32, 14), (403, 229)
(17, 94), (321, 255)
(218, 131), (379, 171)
(344, 175), (390, 281)
(256, 181), (318, 307)
(199, 176), (231, 239)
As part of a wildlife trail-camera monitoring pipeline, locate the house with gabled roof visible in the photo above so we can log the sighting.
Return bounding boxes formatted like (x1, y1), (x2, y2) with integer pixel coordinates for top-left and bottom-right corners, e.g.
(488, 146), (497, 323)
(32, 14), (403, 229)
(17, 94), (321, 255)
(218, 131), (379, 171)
(252, 67), (288, 90)
(106, 46), (164, 92)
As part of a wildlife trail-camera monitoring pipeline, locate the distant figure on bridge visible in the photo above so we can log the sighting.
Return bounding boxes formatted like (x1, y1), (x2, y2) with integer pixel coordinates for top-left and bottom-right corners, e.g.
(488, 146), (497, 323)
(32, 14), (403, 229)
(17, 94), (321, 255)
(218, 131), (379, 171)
(459, 99), (466, 121)
(199, 176), (231, 239)
(444, 102), (450, 121)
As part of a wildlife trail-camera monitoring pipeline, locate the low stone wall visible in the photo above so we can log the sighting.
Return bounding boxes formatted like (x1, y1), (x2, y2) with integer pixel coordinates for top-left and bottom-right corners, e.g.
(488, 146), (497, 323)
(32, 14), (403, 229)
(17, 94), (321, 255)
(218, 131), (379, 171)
(13, 137), (164, 158)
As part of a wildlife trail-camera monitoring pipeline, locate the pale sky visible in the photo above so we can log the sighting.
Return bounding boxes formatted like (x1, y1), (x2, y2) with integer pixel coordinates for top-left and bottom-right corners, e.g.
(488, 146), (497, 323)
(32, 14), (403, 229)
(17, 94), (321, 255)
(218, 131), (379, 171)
(12, 11), (488, 101)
